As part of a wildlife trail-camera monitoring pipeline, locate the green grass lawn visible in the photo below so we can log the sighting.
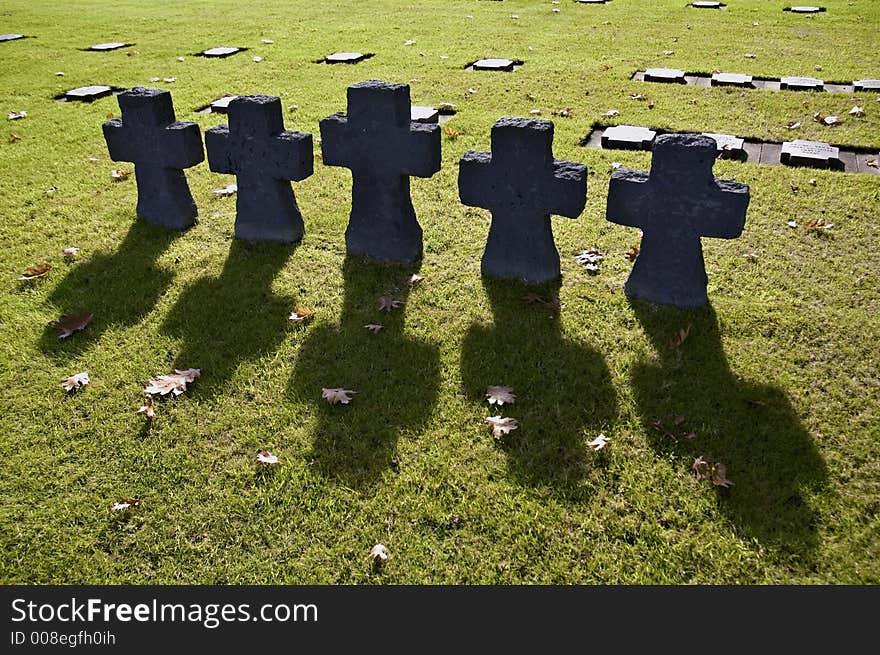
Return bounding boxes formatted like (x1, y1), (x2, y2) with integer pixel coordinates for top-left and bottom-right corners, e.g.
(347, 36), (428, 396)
(1, 0), (878, 584)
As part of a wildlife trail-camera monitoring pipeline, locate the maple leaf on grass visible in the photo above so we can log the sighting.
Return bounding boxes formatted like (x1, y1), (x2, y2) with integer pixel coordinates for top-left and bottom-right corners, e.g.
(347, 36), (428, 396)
(693, 455), (734, 488)
(485, 416), (518, 440)
(667, 323), (692, 350)
(485, 386), (515, 406)
(289, 307), (315, 323)
(322, 388), (356, 404)
(61, 372), (89, 392)
(377, 296), (403, 312)
(144, 368), (200, 396)
(587, 433), (610, 451)
(256, 450), (279, 465)
(49, 311), (93, 339)
(18, 263), (52, 281)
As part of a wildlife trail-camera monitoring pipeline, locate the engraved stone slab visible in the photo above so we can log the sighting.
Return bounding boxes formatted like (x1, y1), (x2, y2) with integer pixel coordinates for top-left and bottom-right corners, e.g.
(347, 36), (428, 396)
(200, 46), (242, 58)
(89, 42), (131, 51)
(702, 132), (745, 155)
(601, 125), (657, 150)
(411, 106), (439, 123)
(780, 76), (824, 91)
(576, 0), (611, 4)
(780, 139), (839, 167)
(711, 72), (753, 87)
(691, 2), (726, 8)
(0, 34), (25, 42)
(644, 67), (686, 83)
(63, 85), (114, 101)
(784, 6), (826, 13)
(471, 58), (516, 71)
(324, 52), (367, 63)
(853, 79), (880, 92)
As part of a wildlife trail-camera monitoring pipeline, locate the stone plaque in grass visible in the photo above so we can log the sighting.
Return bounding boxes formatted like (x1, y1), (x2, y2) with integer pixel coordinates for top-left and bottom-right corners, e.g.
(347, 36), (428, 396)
(711, 72), (753, 87)
(209, 95), (238, 113)
(469, 58), (519, 72)
(59, 85), (118, 102)
(690, 2), (726, 8)
(0, 34), (26, 42)
(601, 125), (657, 150)
(784, 6), (826, 13)
(853, 79), (880, 92)
(322, 52), (370, 64)
(198, 46), (244, 58)
(88, 42), (132, 51)
(780, 139), (840, 168)
(576, 0), (611, 4)
(411, 106), (439, 123)
(701, 133), (745, 157)
(644, 68), (686, 83)
(780, 76), (824, 91)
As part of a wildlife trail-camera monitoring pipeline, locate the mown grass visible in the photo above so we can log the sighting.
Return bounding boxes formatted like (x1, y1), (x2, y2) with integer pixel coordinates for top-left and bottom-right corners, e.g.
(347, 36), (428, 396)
(0, 0), (878, 584)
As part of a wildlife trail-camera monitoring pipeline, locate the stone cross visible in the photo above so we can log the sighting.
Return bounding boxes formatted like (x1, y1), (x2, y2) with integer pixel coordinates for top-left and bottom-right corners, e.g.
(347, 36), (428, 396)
(606, 134), (750, 307)
(458, 117), (587, 284)
(320, 80), (440, 263)
(103, 87), (204, 230)
(205, 95), (313, 243)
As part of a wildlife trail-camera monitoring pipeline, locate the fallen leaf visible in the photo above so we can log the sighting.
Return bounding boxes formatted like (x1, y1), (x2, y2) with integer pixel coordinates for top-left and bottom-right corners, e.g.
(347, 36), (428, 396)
(163, 77), (176, 83)
(126, 49), (139, 56)
(529, 109), (542, 115)
(322, 387), (356, 404)
(744, 53), (757, 59)
(7, 111), (27, 120)
(790, 182), (799, 194)
(55, 71), (65, 76)
(111, 168), (133, 180)
(603, 109), (620, 117)
(289, 307), (315, 323)
(866, 158), (879, 169)
(667, 323), (692, 350)
(787, 220), (798, 228)
(742, 252), (759, 262)
(804, 218), (833, 230)
(624, 246), (640, 262)
(49, 311), (93, 338)
(149, 76), (160, 82)
(368, 544), (389, 563)
(377, 296), (403, 312)
(144, 368), (200, 396)
(364, 324), (383, 333)
(485, 416), (519, 440)
(443, 127), (459, 140)
(693, 455), (734, 488)
(111, 497), (142, 512)
(261, 38), (274, 44)
(177, 56), (185, 62)
(486, 385), (515, 406)
(62, 247), (79, 259)
(252, 56), (262, 63)
(575, 248), (604, 274)
(61, 372), (90, 392)
(785, 121), (801, 130)
(552, 107), (573, 118)
(137, 395), (155, 418)
(663, 50), (674, 55)
(611, 161), (622, 170)
(45, 186), (58, 194)
(256, 450), (279, 465)
(808, 178), (817, 186)
(18, 263), (52, 280)
(405, 273), (425, 287)
(587, 433), (610, 451)
(629, 93), (647, 101)
(848, 105), (864, 117)
(8, 133), (21, 142)
(813, 111), (840, 126)
(211, 183), (237, 196)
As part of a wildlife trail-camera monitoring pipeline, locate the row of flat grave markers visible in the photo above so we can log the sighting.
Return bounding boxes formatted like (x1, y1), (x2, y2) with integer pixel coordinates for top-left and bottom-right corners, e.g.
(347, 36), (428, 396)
(103, 83), (749, 308)
(586, 125), (880, 175)
(634, 68), (880, 94)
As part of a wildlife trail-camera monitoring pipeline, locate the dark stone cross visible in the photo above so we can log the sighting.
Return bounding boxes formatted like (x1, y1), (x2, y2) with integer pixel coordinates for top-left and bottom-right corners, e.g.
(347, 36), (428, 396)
(205, 95), (313, 243)
(320, 80), (440, 263)
(458, 117), (587, 284)
(103, 87), (204, 230)
(606, 134), (750, 307)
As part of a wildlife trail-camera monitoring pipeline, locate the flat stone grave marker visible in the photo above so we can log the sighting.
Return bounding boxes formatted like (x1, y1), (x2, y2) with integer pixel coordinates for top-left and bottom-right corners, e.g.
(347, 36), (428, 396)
(196, 95), (239, 114)
(459, 117), (587, 284)
(644, 67), (686, 83)
(690, 2), (726, 8)
(88, 42), (133, 51)
(411, 106), (439, 123)
(701, 133), (745, 158)
(0, 34), (26, 42)
(57, 85), (122, 102)
(197, 46), (245, 58)
(103, 87), (204, 230)
(784, 6), (826, 13)
(606, 134), (749, 307)
(780, 139), (840, 168)
(780, 76), (824, 91)
(576, 1), (611, 4)
(321, 52), (371, 64)
(206, 95), (313, 242)
(601, 125), (657, 150)
(320, 80), (440, 263)
(853, 79), (880, 92)
(711, 72), (753, 87)
(466, 58), (524, 72)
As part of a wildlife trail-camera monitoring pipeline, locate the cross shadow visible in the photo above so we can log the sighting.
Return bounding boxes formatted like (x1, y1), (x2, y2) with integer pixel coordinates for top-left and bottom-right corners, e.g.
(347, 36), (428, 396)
(161, 240), (297, 396)
(287, 257), (440, 489)
(41, 217), (181, 358)
(629, 300), (828, 563)
(459, 278), (618, 496)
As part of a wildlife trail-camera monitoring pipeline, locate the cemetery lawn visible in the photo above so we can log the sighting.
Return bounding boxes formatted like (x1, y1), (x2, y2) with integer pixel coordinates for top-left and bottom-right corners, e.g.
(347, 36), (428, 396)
(1, 0), (878, 584)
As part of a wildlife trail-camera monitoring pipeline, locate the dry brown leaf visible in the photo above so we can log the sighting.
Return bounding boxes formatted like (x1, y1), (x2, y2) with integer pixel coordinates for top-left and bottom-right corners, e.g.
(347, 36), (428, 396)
(111, 168), (133, 180)
(61, 371), (90, 392)
(368, 544), (389, 563)
(289, 307), (315, 323)
(111, 497), (142, 512)
(7, 111), (27, 120)
(866, 158), (879, 169)
(804, 218), (834, 230)
(364, 324), (383, 333)
(485, 415), (518, 439)
(785, 121), (801, 130)
(62, 247), (79, 259)
(576, 247), (604, 274)
(49, 311), (93, 339)
(485, 385), (515, 406)
(405, 273), (425, 287)
(624, 246), (640, 262)
(137, 395), (155, 418)
(144, 368), (200, 396)
(693, 455), (734, 488)
(322, 387), (356, 404)
(377, 296), (403, 312)
(849, 105), (865, 117)
(602, 109), (620, 117)
(8, 133), (22, 142)
(667, 323), (692, 350)
(629, 93), (647, 101)
(19, 263), (52, 281)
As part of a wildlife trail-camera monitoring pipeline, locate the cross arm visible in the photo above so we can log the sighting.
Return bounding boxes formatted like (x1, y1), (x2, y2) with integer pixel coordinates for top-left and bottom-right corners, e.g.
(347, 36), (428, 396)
(204, 124), (233, 174)
(458, 151), (493, 210)
(405, 122), (441, 178)
(102, 119), (139, 163)
(159, 121), (204, 170)
(270, 130), (314, 182)
(318, 112), (349, 168)
(548, 160), (587, 219)
(700, 179), (750, 239)
(606, 169), (652, 229)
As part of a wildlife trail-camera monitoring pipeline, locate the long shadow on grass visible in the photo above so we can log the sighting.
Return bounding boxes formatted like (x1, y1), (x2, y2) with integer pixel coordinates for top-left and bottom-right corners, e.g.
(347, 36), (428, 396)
(161, 240), (296, 395)
(287, 257), (440, 489)
(630, 300), (827, 563)
(41, 219), (180, 357)
(460, 278), (617, 495)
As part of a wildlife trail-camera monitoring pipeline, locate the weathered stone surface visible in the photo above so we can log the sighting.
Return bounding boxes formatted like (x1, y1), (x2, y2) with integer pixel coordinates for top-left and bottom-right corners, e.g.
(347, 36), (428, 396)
(0, 34), (25, 42)
(103, 87), (204, 230)
(606, 134), (749, 307)
(320, 80), (440, 263)
(644, 67), (686, 83)
(324, 52), (367, 63)
(780, 139), (839, 168)
(200, 46), (241, 58)
(701, 132), (745, 155)
(784, 6), (826, 13)
(89, 42), (130, 51)
(63, 85), (115, 101)
(411, 105), (439, 123)
(780, 76), (824, 91)
(206, 95), (313, 242)
(711, 72), (753, 87)
(471, 58), (516, 71)
(459, 117), (587, 284)
(853, 79), (880, 92)
(601, 125), (656, 150)
(691, 2), (725, 8)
